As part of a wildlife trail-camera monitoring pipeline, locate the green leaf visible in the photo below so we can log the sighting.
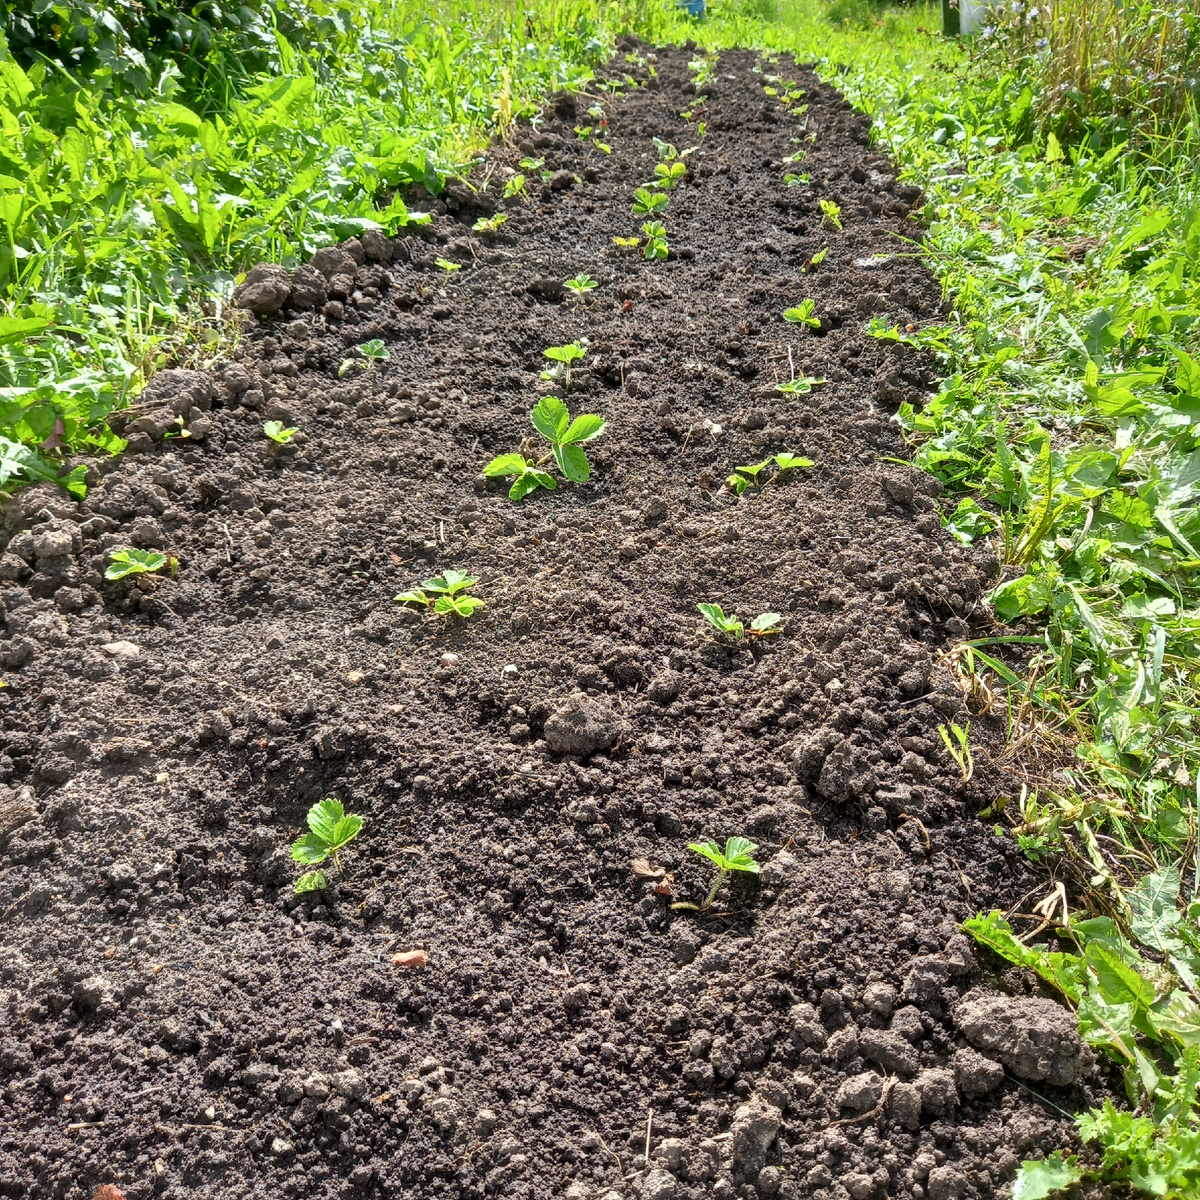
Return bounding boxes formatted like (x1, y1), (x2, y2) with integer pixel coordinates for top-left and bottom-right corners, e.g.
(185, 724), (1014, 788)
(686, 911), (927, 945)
(562, 413), (605, 444)
(773, 453), (814, 471)
(750, 613), (781, 634)
(290, 832), (331, 864)
(424, 569), (475, 595)
(1011, 1154), (1082, 1200)
(0, 315), (51, 346)
(554, 442), (591, 483)
(509, 472), (543, 501)
(783, 299), (820, 327)
(723, 836), (759, 872)
(105, 549), (167, 580)
(962, 911), (1084, 1002)
(435, 594), (485, 617)
(307, 798), (345, 845)
(394, 589), (430, 605)
(698, 602), (740, 636)
(688, 841), (726, 869)
(483, 453), (527, 478)
(331, 814), (364, 849)
(532, 396), (571, 443)
(543, 343), (585, 364)
(295, 871), (328, 894)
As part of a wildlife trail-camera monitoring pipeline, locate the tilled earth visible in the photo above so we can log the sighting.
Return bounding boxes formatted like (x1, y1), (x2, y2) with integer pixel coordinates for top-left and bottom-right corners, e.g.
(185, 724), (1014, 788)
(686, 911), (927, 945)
(0, 41), (1107, 1200)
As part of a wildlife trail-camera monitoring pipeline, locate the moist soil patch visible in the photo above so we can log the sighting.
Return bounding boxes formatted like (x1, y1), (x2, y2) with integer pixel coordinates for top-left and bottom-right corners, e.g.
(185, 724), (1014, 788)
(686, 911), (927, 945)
(1, 44), (1106, 1200)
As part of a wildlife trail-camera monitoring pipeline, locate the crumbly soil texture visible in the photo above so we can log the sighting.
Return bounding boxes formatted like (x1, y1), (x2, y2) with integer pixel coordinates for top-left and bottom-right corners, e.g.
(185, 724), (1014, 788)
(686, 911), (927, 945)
(0, 43), (1109, 1200)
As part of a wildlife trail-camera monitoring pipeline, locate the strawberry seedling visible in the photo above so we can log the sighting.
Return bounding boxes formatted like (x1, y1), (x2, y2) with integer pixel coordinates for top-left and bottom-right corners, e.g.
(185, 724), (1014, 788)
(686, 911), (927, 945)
(820, 199), (843, 230)
(435, 257), (462, 273)
(648, 161), (686, 190)
(291, 797), (364, 894)
(671, 836), (760, 913)
(472, 213), (508, 234)
(801, 246), (828, 273)
(503, 174), (528, 200)
(105, 548), (177, 581)
(783, 299), (820, 328)
(263, 420), (297, 444)
(394, 568), (485, 617)
(484, 395), (606, 500)
(564, 273), (598, 306)
(640, 221), (668, 260)
(727, 452), (813, 494)
(632, 186), (669, 216)
(339, 338), (390, 377)
(697, 603), (782, 642)
(774, 375), (826, 397)
(784, 173), (811, 187)
(541, 341), (586, 392)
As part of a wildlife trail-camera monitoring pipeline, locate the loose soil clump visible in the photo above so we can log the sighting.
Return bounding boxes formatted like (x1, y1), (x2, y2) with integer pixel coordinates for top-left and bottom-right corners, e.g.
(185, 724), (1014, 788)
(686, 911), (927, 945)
(1, 43), (1102, 1200)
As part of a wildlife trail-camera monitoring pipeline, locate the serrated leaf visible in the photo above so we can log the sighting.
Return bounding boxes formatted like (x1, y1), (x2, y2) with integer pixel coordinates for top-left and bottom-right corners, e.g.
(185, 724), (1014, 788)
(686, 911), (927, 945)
(688, 841), (725, 869)
(1011, 1154), (1082, 1200)
(483, 453), (527, 478)
(394, 589), (430, 605)
(751, 612), (781, 633)
(774, 453), (814, 470)
(698, 602), (730, 631)
(532, 396), (571, 442)
(424, 568), (475, 595)
(562, 413), (605, 444)
(435, 594), (485, 617)
(295, 870), (328, 894)
(724, 836), (759, 872)
(331, 814), (363, 849)
(291, 832), (331, 864)
(510, 473), (541, 501)
(307, 798), (345, 844)
(555, 442), (591, 483)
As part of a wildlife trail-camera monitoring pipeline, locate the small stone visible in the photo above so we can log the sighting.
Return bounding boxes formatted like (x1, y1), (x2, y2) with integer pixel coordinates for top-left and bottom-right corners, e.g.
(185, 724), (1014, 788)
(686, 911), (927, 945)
(269, 1136), (294, 1158)
(392, 949), (428, 969)
(101, 640), (140, 660)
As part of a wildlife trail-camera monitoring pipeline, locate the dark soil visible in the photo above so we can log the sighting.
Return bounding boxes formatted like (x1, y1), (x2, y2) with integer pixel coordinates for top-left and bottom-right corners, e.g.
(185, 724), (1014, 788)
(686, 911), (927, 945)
(0, 42), (1105, 1200)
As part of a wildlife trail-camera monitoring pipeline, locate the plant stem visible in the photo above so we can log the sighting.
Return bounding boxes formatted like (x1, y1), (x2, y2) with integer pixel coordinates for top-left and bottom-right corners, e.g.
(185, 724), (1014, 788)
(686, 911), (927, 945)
(700, 868), (727, 911)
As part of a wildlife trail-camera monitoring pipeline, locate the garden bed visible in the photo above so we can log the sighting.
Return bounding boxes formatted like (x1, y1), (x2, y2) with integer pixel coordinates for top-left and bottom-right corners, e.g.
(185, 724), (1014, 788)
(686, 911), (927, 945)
(0, 44), (1099, 1200)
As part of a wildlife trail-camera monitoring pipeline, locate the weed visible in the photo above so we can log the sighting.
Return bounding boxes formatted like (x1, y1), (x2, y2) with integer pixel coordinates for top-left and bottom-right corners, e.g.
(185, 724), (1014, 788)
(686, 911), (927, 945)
(632, 186), (670, 216)
(394, 569), (484, 617)
(819, 198), (843, 229)
(783, 299), (820, 328)
(698, 603), (782, 642)
(291, 798), (364, 894)
(541, 342), (586, 392)
(938, 721), (973, 782)
(263, 420), (297, 445)
(105, 549), (175, 581)
(726, 452), (813, 494)
(672, 836), (759, 912)
(564, 273), (598, 305)
(472, 213), (508, 234)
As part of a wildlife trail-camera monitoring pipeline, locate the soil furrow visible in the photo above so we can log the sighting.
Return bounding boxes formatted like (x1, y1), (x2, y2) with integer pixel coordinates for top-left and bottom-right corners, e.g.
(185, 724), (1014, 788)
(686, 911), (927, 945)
(0, 43), (1094, 1200)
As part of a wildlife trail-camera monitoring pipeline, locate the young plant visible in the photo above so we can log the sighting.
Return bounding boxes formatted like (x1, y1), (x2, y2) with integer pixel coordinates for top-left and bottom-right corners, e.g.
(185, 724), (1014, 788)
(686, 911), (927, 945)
(394, 568), (485, 617)
(435, 257), (462, 272)
(503, 174), (527, 200)
(542, 342), (586, 392)
(564, 273), (598, 305)
(291, 797), (364, 893)
(613, 235), (642, 250)
(649, 160), (686, 190)
(784, 173), (811, 187)
(483, 395), (606, 500)
(819, 199), (843, 230)
(632, 186), (669, 216)
(263, 420), (297, 444)
(338, 338), (390, 377)
(774, 375), (826, 397)
(641, 221), (669, 260)
(939, 721), (974, 782)
(801, 246), (828, 273)
(518, 155), (553, 181)
(698, 603), (782, 642)
(672, 836), (760, 913)
(105, 548), (175, 581)
(472, 213), (508, 234)
(727, 452), (813, 494)
(783, 299), (820, 328)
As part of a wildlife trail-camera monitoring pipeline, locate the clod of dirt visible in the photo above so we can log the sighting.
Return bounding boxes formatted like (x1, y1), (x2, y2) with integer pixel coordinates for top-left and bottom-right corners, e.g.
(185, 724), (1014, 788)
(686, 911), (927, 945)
(835, 1071), (883, 1113)
(0, 787), (36, 847)
(92, 1187), (126, 1200)
(954, 992), (1094, 1085)
(858, 1027), (919, 1076)
(914, 1067), (959, 1118)
(729, 1097), (782, 1171)
(543, 692), (626, 756)
(233, 263), (292, 316)
(638, 1167), (677, 1200)
(952, 1046), (1006, 1097)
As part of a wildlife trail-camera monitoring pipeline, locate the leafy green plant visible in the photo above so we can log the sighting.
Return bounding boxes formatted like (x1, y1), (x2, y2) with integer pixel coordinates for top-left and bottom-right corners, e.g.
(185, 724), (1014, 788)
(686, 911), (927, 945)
(774, 375), (826, 396)
(472, 213), (508, 234)
(965, 871), (1200, 1198)
(697, 603), (782, 642)
(649, 160), (686, 190)
(503, 174), (528, 200)
(726, 452), (813, 495)
(632, 186), (669, 215)
(394, 569), (485, 617)
(819, 198), (843, 229)
(435, 257), (462, 272)
(783, 299), (820, 328)
(338, 338), (390, 378)
(785, 172), (810, 187)
(640, 220), (669, 260)
(564, 273), (598, 304)
(672, 836), (760, 912)
(541, 342), (586, 392)
(263, 420), (297, 445)
(802, 246), (828, 272)
(483, 395), (606, 500)
(290, 797), (364, 894)
(105, 548), (174, 581)
(938, 721), (973, 781)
